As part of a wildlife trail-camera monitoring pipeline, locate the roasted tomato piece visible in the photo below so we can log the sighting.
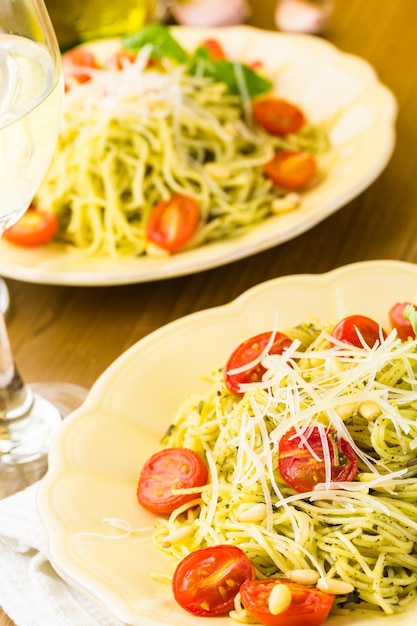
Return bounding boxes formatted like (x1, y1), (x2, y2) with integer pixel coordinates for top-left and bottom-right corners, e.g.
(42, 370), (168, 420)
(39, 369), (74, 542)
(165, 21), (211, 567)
(114, 47), (137, 69)
(224, 331), (293, 396)
(240, 578), (334, 626)
(331, 314), (386, 348)
(146, 193), (199, 252)
(264, 150), (317, 190)
(389, 302), (416, 341)
(173, 545), (255, 616)
(200, 38), (227, 59)
(2, 207), (58, 246)
(253, 97), (306, 136)
(62, 46), (100, 88)
(137, 447), (208, 515)
(278, 427), (357, 493)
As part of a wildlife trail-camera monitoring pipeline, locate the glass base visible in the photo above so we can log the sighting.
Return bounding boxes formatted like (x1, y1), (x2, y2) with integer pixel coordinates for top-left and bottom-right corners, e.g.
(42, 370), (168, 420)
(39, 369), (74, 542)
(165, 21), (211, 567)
(0, 278), (9, 316)
(0, 382), (88, 465)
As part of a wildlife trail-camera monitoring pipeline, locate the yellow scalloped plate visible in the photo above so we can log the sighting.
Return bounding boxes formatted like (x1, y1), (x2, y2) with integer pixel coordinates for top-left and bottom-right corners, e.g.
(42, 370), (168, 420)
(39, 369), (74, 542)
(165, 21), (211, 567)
(38, 260), (417, 625)
(0, 26), (397, 285)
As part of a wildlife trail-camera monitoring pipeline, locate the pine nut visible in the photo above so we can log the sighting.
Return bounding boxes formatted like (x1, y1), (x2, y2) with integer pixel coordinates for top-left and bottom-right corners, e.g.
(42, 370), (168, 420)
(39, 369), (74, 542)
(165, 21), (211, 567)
(372, 481), (396, 492)
(271, 193), (300, 214)
(358, 473), (396, 491)
(326, 356), (345, 376)
(359, 400), (381, 420)
(205, 163), (231, 179)
(286, 569), (320, 585)
(335, 401), (356, 420)
(317, 578), (354, 595)
(161, 525), (193, 547)
(146, 242), (170, 258)
(309, 357), (325, 368)
(237, 503), (267, 523)
(224, 121), (237, 137)
(268, 583), (292, 615)
(358, 472), (375, 482)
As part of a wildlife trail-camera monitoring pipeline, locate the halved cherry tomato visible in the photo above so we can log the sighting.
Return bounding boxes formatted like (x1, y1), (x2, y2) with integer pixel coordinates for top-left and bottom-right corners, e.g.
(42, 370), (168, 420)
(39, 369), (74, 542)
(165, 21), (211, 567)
(240, 578), (334, 626)
(264, 150), (317, 190)
(200, 38), (227, 60)
(2, 207), (58, 247)
(250, 60), (265, 72)
(113, 47), (137, 69)
(172, 545), (255, 616)
(389, 302), (416, 341)
(146, 194), (199, 252)
(331, 314), (387, 349)
(62, 47), (100, 88)
(278, 427), (357, 493)
(137, 447), (208, 515)
(253, 97), (306, 136)
(224, 331), (293, 396)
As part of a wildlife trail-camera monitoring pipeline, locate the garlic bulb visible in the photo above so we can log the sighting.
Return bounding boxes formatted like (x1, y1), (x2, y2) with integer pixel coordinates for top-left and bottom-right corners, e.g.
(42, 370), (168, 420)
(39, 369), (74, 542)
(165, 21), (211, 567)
(275, 0), (333, 34)
(170, 0), (250, 27)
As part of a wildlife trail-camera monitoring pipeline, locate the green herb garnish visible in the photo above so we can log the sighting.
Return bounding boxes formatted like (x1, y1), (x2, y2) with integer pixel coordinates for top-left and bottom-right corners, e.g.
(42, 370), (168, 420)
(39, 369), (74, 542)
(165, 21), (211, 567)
(404, 304), (417, 340)
(122, 23), (189, 64)
(122, 24), (273, 98)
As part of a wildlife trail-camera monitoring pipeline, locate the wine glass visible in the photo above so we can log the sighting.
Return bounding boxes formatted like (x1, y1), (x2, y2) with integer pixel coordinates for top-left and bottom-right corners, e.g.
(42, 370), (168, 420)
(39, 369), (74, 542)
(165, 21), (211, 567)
(0, 279), (9, 317)
(0, 0), (88, 466)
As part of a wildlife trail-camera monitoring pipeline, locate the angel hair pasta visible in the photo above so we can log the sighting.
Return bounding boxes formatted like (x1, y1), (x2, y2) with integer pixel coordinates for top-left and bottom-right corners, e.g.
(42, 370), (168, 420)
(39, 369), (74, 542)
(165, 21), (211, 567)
(151, 319), (417, 618)
(34, 32), (330, 258)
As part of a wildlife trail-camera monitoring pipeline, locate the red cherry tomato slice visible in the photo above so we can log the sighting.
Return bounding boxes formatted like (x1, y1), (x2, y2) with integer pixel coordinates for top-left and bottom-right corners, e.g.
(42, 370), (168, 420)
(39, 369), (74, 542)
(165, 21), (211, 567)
(146, 194), (199, 252)
(62, 47), (100, 88)
(250, 60), (265, 72)
(264, 150), (317, 190)
(113, 47), (137, 69)
(172, 545), (255, 616)
(331, 314), (387, 348)
(278, 427), (357, 493)
(224, 331), (293, 396)
(2, 207), (58, 247)
(389, 302), (416, 341)
(253, 97), (306, 136)
(137, 447), (208, 515)
(200, 38), (227, 60)
(240, 578), (334, 626)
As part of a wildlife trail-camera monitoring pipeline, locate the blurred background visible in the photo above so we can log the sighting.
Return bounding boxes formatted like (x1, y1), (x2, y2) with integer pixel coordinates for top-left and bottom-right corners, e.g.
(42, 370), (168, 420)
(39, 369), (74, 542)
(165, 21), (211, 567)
(44, 0), (333, 51)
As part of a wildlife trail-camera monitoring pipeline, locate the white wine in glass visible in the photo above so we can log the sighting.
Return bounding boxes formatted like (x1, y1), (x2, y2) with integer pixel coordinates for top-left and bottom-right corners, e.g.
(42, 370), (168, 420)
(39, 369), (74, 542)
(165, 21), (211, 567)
(0, 0), (88, 465)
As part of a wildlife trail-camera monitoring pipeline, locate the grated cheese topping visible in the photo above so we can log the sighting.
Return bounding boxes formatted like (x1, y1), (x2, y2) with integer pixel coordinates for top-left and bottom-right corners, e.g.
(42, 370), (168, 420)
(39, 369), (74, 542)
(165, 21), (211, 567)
(35, 41), (330, 259)
(156, 318), (417, 616)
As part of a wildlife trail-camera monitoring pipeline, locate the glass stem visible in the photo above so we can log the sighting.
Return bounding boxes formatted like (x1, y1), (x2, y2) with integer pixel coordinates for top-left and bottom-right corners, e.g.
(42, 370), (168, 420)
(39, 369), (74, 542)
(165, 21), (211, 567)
(0, 311), (33, 421)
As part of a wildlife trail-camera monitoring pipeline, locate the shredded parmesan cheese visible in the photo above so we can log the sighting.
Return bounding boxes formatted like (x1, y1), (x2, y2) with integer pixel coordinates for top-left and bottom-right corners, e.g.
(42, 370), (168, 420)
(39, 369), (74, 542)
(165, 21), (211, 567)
(155, 317), (417, 617)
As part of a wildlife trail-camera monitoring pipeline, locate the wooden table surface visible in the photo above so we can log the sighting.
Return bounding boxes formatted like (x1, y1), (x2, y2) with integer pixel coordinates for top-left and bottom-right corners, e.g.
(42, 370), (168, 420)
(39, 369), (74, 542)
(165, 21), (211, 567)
(1, 0), (417, 623)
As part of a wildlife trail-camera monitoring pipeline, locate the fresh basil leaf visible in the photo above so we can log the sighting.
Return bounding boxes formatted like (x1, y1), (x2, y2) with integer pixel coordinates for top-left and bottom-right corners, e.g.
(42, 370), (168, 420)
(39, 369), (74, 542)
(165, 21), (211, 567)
(122, 24), (189, 64)
(404, 304), (417, 339)
(189, 49), (273, 98)
(122, 26), (272, 98)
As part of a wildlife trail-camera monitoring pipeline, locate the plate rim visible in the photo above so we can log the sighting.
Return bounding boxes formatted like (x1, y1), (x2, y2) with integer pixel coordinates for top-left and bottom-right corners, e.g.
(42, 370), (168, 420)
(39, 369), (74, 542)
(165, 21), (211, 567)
(0, 25), (397, 286)
(38, 259), (417, 626)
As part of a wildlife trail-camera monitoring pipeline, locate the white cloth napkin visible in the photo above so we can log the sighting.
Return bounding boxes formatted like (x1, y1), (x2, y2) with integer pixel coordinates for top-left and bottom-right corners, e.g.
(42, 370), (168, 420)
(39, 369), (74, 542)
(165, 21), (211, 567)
(0, 482), (123, 626)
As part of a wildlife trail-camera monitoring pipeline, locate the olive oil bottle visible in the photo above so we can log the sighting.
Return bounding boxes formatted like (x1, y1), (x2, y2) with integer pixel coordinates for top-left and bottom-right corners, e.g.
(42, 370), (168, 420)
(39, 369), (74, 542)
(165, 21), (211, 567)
(44, 0), (162, 50)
